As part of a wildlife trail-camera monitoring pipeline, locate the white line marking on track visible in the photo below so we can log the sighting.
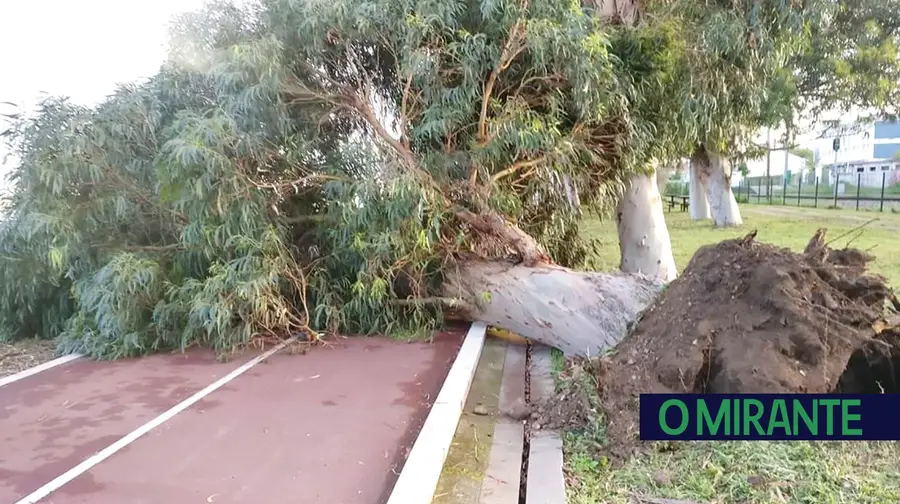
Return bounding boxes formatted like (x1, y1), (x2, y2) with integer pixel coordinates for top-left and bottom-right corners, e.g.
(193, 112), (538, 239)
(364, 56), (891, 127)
(385, 321), (487, 504)
(0, 354), (82, 389)
(14, 339), (294, 504)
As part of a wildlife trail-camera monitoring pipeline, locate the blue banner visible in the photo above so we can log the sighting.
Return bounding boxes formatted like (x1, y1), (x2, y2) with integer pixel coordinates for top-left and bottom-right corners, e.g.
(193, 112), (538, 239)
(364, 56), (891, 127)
(639, 394), (900, 441)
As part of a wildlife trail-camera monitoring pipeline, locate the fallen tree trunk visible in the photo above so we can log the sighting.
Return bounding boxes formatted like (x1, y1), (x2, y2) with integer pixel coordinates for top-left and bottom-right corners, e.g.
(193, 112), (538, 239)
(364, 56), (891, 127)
(616, 171), (677, 282)
(443, 260), (663, 356)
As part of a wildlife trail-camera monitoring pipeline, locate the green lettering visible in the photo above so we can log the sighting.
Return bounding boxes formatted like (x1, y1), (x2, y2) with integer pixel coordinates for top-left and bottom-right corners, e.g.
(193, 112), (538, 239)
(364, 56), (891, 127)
(766, 399), (791, 435)
(742, 399), (765, 435)
(820, 399), (840, 435)
(698, 399), (729, 435)
(792, 399), (817, 435)
(841, 399), (862, 436)
(659, 399), (689, 435)
(733, 397), (740, 435)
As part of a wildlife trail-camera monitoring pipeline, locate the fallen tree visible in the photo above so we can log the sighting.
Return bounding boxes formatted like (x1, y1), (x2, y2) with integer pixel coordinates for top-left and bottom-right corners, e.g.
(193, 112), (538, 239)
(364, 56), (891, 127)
(0, 0), (669, 358)
(442, 259), (661, 356)
(0, 0), (898, 359)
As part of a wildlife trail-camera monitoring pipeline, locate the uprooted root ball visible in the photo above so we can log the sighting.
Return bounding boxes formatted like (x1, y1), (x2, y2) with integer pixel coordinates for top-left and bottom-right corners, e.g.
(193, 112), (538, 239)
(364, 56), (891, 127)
(598, 230), (899, 451)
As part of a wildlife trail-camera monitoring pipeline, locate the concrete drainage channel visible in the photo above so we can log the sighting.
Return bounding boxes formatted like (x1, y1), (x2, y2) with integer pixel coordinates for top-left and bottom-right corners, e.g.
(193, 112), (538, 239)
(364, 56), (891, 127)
(522, 344), (567, 504)
(387, 321), (567, 504)
(472, 339), (567, 504)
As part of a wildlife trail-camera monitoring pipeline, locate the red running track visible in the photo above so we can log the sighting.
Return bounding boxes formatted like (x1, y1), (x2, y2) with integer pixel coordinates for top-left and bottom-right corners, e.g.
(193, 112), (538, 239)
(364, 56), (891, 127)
(0, 331), (463, 504)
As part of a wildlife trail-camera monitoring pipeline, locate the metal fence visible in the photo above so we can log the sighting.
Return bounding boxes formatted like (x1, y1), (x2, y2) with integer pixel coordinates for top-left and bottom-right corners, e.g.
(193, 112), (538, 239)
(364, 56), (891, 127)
(734, 171), (900, 212)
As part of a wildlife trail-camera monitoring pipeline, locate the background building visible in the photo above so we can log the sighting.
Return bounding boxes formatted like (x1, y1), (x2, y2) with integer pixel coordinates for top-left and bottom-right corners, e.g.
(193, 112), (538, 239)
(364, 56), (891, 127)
(873, 121), (900, 159)
(814, 120), (900, 187)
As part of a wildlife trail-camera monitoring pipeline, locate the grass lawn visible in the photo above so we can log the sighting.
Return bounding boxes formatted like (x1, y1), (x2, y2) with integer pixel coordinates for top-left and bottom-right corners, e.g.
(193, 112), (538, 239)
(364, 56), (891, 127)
(583, 204), (900, 286)
(563, 204), (900, 504)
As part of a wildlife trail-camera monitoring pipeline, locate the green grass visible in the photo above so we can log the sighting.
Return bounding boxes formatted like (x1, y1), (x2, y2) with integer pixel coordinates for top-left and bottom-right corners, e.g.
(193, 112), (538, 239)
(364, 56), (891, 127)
(582, 205), (900, 286)
(564, 204), (900, 504)
(565, 437), (900, 504)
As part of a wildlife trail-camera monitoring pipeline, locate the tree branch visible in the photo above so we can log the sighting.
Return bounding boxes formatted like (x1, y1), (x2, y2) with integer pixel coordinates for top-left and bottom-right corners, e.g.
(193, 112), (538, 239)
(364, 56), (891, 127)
(247, 172), (351, 195)
(286, 52), (447, 199)
(391, 296), (477, 315)
(277, 214), (328, 224)
(455, 208), (548, 266)
(91, 242), (184, 253)
(491, 156), (545, 183)
(471, 0), (530, 184)
(399, 71), (414, 148)
(477, 19), (528, 143)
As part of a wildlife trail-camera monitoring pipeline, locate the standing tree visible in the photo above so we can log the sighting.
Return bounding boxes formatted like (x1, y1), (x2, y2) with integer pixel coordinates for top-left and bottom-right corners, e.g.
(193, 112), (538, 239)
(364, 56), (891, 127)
(685, 0), (900, 226)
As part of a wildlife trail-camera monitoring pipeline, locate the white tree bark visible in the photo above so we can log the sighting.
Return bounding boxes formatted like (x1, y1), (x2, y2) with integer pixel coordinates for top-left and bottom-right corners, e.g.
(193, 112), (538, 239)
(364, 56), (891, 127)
(689, 160), (711, 220)
(615, 171), (677, 282)
(443, 260), (663, 357)
(655, 161), (676, 198)
(586, 0), (639, 24)
(701, 151), (743, 227)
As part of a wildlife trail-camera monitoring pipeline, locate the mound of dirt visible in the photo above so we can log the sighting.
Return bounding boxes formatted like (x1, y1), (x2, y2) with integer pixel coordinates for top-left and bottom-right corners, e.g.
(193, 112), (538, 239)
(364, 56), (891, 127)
(598, 230), (900, 452)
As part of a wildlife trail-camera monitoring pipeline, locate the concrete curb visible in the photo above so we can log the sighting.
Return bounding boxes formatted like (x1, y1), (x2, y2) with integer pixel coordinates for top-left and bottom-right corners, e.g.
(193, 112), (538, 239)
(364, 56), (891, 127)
(479, 343), (527, 504)
(0, 353), (82, 389)
(386, 321), (488, 504)
(526, 345), (567, 504)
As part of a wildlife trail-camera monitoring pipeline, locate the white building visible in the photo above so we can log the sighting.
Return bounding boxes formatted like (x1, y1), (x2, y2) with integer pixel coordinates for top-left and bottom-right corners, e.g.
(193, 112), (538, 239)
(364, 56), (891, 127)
(669, 117), (900, 191)
(828, 159), (900, 188)
(809, 120), (900, 187)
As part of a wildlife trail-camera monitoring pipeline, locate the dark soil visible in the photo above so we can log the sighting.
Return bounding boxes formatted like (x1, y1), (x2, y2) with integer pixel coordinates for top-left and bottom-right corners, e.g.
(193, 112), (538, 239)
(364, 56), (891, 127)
(596, 231), (900, 453)
(531, 358), (600, 432)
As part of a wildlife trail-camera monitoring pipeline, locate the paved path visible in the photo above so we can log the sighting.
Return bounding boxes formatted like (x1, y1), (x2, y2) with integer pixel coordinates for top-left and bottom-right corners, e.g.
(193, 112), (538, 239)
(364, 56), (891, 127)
(0, 332), (464, 504)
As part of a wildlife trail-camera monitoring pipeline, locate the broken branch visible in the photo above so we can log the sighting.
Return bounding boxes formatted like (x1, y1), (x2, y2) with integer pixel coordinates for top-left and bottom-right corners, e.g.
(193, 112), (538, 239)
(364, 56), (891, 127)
(491, 156), (545, 183)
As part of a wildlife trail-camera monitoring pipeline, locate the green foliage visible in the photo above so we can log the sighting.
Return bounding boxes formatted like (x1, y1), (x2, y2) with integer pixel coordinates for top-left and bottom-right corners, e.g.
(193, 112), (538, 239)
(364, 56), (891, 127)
(0, 0), (897, 358)
(0, 0), (642, 356)
(790, 147), (816, 173)
(793, 0), (900, 119)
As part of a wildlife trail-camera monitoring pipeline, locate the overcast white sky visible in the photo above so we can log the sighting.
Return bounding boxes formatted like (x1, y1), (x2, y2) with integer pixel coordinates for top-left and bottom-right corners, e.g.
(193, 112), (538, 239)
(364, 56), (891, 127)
(0, 0), (207, 186)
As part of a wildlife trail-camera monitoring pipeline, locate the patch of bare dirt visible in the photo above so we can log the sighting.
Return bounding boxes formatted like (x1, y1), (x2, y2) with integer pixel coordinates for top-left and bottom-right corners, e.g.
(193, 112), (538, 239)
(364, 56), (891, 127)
(0, 339), (58, 377)
(532, 359), (601, 432)
(597, 229), (900, 455)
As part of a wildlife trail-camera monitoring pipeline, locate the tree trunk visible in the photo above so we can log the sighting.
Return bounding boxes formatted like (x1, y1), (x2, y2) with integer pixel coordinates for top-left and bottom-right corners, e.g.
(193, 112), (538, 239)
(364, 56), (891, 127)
(689, 160), (711, 220)
(693, 148), (743, 227)
(455, 208), (550, 266)
(655, 161), (676, 197)
(615, 171), (677, 282)
(443, 260), (662, 356)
